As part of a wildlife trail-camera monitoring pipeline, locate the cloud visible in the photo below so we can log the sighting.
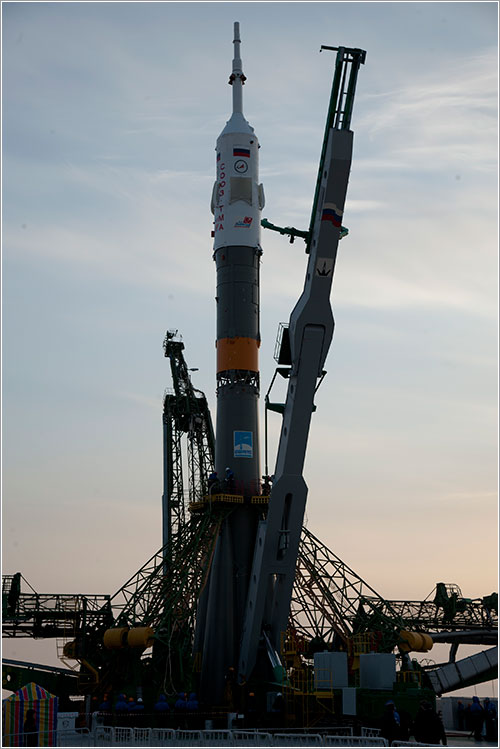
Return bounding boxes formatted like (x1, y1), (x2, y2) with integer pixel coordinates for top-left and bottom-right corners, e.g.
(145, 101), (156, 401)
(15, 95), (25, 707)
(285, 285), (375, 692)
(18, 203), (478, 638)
(357, 50), (497, 173)
(114, 390), (161, 411)
(345, 199), (386, 213)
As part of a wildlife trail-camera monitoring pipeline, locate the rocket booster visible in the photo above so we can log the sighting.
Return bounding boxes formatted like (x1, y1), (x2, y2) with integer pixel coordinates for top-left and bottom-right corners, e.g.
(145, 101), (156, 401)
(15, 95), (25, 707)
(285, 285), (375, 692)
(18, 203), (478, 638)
(211, 21), (264, 497)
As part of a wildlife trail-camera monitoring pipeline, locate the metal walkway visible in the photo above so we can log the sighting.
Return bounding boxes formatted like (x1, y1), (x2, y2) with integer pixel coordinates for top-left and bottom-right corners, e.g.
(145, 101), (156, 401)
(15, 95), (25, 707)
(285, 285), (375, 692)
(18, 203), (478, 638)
(2, 574), (113, 638)
(426, 645), (498, 695)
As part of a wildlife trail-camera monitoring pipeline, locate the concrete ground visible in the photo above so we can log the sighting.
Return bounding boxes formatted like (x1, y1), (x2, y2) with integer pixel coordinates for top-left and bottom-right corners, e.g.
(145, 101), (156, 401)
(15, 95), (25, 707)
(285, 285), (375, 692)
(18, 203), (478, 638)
(446, 732), (498, 748)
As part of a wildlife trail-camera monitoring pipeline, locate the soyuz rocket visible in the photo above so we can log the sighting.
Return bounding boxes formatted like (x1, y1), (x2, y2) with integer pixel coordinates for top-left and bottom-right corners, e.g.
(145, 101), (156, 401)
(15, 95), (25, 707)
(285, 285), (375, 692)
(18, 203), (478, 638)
(212, 21), (264, 494)
(193, 22), (264, 702)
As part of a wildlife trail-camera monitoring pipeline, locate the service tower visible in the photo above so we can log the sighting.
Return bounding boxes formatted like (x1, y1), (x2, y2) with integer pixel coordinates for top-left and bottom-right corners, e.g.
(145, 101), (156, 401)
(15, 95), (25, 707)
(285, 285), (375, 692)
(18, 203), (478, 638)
(194, 22), (265, 702)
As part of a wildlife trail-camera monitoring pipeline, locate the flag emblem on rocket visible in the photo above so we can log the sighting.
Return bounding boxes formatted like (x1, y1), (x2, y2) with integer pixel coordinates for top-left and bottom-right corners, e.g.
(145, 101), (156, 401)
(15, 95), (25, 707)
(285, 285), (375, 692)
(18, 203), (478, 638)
(234, 216), (253, 227)
(233, 147), (250, 157)
(321, 202), (343, 227)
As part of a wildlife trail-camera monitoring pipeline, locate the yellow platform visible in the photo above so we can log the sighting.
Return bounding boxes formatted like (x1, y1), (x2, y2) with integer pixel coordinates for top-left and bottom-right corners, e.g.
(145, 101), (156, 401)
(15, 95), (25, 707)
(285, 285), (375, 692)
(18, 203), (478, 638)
(188, 493), (269, 512)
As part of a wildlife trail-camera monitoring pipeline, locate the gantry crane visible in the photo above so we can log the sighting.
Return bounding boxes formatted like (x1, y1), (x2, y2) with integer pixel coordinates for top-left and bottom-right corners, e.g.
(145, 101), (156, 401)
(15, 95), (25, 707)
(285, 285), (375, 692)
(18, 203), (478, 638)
(162, 330), (215, 550)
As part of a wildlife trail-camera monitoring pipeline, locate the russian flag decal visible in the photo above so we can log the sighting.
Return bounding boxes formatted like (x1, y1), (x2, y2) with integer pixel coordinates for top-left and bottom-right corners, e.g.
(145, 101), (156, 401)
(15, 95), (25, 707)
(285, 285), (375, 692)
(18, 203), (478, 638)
(321, 202), (343, 227)
(233, 147), (250, 158)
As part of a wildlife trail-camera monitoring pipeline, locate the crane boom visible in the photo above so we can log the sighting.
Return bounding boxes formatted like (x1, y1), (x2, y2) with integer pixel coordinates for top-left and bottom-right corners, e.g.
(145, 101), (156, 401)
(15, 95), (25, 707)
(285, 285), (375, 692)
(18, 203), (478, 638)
(238, 46), (366, 683)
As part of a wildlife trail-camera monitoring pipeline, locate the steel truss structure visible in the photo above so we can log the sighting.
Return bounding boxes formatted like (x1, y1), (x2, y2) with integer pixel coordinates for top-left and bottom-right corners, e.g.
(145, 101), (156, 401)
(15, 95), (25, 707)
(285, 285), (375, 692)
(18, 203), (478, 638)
(110, 511), (227, 637)
(162, 331), (215, 546)
(3, 337), (497, 698)
(2, 574), (113, 639)
(291, 529), (497, 652)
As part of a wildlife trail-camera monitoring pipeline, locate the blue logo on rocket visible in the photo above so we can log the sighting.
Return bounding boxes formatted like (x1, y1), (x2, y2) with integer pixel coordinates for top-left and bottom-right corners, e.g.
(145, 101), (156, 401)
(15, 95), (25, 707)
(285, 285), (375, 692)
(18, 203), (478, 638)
(234, 431), (253, 458)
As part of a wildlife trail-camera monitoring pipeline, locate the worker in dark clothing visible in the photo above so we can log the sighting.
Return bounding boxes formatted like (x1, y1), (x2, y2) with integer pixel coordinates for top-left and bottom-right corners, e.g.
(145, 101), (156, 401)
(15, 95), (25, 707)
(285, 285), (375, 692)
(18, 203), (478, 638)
(464, 703), (473, 732)
(130, 697), (145, 728)
(270, 693), (285, 728)
(186, 693), (199, 711)
(114, 694), (128, 727)
(115, 694), (127, 709)
(224, 667), (236, 710)
(208, 471), (219, 493)
(186, 693), (199, 728)
(246, 691), (259, 727)
(98, 695), (111, 711)
(398, 707), (412, 741)
(413, 700), (447, 745)
(8, 572), (21, 616)
(174, 692), (188, 729)
(75, 713), (87, 733)
(174, 692), (187, 710)
(261, 475), (272, 495)
(23, 709), (38, 747)
(483, 698), (497, 741)
(154, 694), (170, 711)
(470, 695), (484, 741)
(380, 700), (401, 745)
(457, 700), (465, 730)
(154, 694), (170, 728)
(125, 697), (136, 728)
(98, 694), (112, 726)
(225, 467), (235, 491)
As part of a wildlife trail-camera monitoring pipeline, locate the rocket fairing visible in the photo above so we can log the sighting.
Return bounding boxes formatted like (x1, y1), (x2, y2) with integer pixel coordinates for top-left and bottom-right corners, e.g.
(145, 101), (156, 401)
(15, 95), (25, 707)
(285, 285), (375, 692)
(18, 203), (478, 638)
(211, 21), (265, 498)
(193, 22), (264, 704)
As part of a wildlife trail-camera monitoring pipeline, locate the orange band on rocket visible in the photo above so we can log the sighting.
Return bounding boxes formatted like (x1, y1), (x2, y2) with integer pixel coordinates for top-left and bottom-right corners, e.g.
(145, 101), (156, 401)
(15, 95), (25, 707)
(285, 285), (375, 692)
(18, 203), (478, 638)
(217, 337), (260, 373)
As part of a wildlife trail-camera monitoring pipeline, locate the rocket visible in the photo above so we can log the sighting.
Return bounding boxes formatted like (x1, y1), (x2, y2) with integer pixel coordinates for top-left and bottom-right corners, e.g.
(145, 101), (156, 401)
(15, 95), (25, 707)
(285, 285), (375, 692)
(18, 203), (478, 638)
(212, 21), (264, 495)
(193, 22), (264, 702)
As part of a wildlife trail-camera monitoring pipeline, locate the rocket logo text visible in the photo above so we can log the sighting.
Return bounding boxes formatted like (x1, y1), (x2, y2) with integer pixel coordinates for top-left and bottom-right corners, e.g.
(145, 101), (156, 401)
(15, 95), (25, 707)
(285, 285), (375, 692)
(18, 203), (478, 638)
(234, 217), (253, 228)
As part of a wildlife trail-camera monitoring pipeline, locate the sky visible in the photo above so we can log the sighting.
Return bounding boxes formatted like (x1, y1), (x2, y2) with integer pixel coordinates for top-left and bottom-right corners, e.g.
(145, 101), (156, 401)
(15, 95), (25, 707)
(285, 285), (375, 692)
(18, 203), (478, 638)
(1, 1), (498, 698)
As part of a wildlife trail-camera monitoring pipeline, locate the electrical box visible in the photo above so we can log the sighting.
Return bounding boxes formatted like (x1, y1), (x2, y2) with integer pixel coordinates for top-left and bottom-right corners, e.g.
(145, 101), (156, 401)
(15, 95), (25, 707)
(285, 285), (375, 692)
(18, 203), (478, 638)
(359, 652), (396, 690)
(314, 651), (348, 689)
(342, 687), (357, 715)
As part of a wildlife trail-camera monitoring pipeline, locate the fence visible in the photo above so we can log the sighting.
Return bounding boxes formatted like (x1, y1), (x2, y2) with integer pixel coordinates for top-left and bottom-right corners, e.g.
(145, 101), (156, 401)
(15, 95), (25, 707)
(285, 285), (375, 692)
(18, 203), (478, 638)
(273, 734), (323, 746)
(231, 731), (273, 746)
(324, 739), (388, 747)
(390, 743), (442, 747)
(175, 729), (202, 745)
(1, 727), (442, 746)
(59, 728), (93, 746)
(361, 728), (382, 737)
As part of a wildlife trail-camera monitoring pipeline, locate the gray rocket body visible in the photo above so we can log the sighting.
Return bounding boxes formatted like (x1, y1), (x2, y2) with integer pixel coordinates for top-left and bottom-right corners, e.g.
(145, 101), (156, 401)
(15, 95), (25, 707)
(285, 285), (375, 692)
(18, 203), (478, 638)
(215, 244), (261, 496)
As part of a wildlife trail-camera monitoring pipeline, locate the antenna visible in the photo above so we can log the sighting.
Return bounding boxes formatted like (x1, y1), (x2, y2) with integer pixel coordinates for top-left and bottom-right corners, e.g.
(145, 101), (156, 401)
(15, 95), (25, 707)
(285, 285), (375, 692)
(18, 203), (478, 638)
(229, 21), (246, 114)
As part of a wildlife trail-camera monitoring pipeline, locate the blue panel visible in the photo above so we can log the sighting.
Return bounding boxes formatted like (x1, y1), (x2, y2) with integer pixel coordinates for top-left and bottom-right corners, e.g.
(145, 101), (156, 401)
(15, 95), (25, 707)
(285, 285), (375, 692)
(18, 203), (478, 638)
(234, 430), (253, 458)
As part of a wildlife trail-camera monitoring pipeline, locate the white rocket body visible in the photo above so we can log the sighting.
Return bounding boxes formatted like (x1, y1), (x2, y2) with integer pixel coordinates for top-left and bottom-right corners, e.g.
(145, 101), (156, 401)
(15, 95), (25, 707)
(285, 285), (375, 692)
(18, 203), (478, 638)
(211, 28), (264, 249)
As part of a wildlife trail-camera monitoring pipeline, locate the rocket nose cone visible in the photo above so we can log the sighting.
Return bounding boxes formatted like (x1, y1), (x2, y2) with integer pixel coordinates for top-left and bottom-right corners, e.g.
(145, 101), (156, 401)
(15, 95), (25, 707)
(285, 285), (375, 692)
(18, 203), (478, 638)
(219, 112), (254, 138)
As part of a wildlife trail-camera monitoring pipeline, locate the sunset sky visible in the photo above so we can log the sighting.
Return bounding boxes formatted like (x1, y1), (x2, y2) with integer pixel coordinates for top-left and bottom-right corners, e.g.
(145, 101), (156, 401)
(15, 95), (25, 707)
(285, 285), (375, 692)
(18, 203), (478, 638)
(2, 1), (498, 697)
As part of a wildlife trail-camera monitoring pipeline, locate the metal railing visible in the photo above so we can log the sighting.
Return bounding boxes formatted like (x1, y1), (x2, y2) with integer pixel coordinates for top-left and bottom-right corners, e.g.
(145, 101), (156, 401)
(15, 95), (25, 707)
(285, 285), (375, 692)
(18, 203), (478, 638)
(3, 726), (430, 747)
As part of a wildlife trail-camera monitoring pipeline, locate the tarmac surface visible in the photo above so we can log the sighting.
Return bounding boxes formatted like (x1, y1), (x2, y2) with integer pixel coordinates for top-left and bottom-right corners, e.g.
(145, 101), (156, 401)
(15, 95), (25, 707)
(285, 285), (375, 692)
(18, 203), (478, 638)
(446, 733), (498, 748)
